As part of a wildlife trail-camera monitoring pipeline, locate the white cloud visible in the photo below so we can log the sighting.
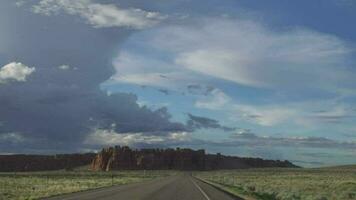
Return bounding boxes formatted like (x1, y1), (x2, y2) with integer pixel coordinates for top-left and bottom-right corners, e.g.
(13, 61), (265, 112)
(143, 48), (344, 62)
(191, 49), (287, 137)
(233, 104), (296, 126)
(229, 132), (356, 150)
(108, 51), (208, 91)
(333, 0), (356, 6)
(106, 16), (356, 132)
(84, 128), (191, 146)
(312, 106), (350, 119)
(58, 64), (70, 70)
(15, 0), (26, 7)
(32, 0), (164, 29)
(0, 62), (35, 85)
(195, 89), (230, 110)
(112, 72), (179, 88)
(109, 17), (355, 95)
(0, 133), (25, 143)
(227, 99), (356, 129)
(296, 104), (355, 127)
(174, 19), (354, 92)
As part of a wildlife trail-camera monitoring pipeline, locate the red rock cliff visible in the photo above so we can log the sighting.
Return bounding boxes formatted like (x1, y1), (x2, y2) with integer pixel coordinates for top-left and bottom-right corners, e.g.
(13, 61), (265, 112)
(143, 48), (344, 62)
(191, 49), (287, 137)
(90, 146), (297, 171)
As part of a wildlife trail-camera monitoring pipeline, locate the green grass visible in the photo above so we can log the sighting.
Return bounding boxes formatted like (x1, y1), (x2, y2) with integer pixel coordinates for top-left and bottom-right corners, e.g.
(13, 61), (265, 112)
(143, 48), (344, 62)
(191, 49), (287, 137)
(0, 169), (175, 200)
(195, 166), (356, 200)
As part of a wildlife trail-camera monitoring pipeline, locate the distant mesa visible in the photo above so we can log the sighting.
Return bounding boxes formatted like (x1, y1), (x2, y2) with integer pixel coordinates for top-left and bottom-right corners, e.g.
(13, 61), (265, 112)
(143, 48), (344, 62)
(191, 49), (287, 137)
(0, 146), (298, 172)
(90, 146), (298, 171)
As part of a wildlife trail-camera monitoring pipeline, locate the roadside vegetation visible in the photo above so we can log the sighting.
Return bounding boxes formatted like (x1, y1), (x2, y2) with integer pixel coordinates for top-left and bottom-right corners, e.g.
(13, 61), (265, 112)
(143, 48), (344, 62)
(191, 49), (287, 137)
(195, 166), (356, 200)
(0, 169), (175, 200)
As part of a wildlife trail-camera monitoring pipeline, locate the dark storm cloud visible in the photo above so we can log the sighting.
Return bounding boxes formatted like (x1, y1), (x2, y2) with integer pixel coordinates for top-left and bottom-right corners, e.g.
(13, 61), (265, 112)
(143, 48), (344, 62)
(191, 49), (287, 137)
(186, 113), (236, 132)
(0, 1), (185, 153)
(93, 97), (185, 134)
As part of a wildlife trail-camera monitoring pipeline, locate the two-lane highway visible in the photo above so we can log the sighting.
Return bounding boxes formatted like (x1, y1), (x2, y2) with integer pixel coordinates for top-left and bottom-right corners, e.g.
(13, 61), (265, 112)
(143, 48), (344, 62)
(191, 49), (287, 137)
(43, 174), (241, 200)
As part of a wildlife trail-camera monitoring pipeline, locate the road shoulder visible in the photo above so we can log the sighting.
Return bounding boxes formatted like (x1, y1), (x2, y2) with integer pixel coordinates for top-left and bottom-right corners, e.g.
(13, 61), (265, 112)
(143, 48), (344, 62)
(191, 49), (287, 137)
(193, 176), (250, 200)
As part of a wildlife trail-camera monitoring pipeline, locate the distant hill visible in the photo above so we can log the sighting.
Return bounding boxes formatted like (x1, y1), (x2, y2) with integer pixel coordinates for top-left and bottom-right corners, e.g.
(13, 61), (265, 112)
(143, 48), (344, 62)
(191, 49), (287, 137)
(91, 146), (298, 171)
(0, 153), (95, 172)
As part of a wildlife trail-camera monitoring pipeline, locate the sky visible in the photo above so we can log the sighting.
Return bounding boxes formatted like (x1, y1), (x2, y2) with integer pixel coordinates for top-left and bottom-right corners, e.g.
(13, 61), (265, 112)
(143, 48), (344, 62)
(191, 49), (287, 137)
(0, 0), (356, 167)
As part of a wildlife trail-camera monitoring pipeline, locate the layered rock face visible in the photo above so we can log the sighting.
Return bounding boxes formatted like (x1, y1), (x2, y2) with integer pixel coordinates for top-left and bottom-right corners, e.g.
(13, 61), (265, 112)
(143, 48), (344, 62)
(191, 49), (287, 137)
(91, 146), (206, 171)
(91, 146), (297, 171)
(0, 153), (95, 172)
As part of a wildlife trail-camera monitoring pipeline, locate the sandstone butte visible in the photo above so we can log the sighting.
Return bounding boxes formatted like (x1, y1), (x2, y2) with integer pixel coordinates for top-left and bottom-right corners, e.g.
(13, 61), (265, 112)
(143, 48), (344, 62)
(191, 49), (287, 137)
(90, 146), (297, 171)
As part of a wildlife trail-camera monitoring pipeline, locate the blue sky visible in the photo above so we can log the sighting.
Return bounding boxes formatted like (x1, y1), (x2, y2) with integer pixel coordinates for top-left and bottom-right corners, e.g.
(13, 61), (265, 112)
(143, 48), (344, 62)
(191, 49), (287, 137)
(0, 0), (355, 167)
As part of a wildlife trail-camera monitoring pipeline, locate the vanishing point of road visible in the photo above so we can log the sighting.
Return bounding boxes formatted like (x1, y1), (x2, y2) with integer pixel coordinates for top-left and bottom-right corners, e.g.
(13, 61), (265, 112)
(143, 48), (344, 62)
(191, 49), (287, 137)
(43, 174), (242, 200)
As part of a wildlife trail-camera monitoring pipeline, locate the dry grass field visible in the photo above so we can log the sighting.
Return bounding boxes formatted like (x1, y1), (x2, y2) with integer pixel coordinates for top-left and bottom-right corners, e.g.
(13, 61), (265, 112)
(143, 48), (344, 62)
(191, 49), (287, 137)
(2, 166), (356, 200)
(195, 166), (356, 200)
(0, 170), (174, 200)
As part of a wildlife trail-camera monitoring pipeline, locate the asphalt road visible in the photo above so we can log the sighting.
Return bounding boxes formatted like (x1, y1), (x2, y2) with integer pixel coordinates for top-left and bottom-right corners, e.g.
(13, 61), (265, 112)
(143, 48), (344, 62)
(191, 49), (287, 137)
(43, 174), (241, 200)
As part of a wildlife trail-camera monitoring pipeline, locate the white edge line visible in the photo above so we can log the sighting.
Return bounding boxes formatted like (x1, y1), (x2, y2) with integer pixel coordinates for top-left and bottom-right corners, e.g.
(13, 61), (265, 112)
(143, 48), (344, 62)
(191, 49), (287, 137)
(190, 177), (211, 200)
(59, 183), (132, 200)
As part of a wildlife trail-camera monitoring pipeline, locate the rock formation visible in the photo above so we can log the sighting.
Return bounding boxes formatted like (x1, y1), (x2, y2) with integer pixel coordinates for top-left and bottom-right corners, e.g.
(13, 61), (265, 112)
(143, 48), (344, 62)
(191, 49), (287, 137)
(91, 146), (206, 171)
(0, 146), (297, 172)
(90, 146), (297, 171)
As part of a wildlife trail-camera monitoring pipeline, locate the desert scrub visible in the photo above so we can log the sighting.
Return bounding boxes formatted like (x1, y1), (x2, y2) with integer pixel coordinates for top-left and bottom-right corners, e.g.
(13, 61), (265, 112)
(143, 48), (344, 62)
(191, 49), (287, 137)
(195, 167), (356, 200)
(0, 170), (175, 200)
